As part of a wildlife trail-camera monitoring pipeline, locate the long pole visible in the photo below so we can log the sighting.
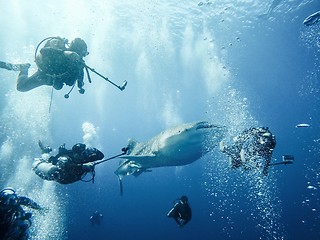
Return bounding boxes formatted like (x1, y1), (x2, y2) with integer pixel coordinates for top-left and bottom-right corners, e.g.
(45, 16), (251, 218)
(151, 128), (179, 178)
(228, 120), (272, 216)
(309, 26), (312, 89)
(94, 152), (127, 166)
(84, 64), (127, 91)
(269, 161), (293, 166)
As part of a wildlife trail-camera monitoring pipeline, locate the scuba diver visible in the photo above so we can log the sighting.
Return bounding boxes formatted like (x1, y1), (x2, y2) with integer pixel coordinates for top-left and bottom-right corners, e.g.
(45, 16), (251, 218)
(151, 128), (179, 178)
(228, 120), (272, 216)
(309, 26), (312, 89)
(0, 187), (44, 240)
(220, 127), (276, 176)
(0, 36), (127, 98)
(33, 141), (104, 184)
(90, 211), (103, 226)
(167, 196), (192, 228)
(1, 37), (88, 93)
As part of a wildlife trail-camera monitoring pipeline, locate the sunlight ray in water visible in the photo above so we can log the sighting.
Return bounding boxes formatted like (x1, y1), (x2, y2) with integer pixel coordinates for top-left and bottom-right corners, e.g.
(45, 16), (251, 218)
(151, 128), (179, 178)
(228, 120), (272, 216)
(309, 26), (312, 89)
(0, 78), (63, 239)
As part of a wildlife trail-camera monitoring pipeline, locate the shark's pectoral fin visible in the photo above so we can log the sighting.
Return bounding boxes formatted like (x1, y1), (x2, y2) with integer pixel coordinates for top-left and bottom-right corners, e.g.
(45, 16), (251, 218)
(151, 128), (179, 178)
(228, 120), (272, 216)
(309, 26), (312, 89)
(115, 159), (148, 195)
(119, 159), (128, 166)
(116, 174), (123, 196)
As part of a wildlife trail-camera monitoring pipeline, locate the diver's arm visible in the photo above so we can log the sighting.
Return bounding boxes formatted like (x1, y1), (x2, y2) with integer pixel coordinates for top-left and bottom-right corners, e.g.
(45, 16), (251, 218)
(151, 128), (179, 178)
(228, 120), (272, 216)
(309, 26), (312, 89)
(91, 148), (104, 161)
(18, 196), (42, 210)
(63, 51), (85, 91)
(85, 148), (105, 162)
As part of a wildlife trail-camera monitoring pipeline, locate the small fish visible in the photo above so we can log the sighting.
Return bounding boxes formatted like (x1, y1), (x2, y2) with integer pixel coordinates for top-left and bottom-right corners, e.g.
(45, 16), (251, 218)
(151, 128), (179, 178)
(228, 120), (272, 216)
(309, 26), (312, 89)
(295, 123), (310, 128)
(303, 11), (320, 26)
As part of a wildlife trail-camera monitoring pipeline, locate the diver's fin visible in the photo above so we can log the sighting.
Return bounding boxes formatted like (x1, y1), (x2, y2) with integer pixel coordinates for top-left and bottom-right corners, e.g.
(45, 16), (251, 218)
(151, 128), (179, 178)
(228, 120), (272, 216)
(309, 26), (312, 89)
(38, 140), (45, 151)
(0, 61), (15, 71)
(0, 61), (30, 71)
(38, 140), (52, 154)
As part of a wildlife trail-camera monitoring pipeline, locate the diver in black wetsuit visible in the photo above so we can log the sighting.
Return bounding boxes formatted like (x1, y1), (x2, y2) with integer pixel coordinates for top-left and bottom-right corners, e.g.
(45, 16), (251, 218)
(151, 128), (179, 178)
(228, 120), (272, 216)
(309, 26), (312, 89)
(0, 187), (45, 240)
(33, 141), (104, 184)
(167, 196), (192, 228)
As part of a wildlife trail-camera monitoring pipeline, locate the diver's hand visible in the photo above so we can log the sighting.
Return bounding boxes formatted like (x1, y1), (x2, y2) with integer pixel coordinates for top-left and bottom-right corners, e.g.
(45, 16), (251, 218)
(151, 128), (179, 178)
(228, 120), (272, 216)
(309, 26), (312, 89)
(219, 141), (225, 152)
(64, 51), (82, 62)
(82, 162), (95, 171)
(38, 207), (50, 215)
(79, 88), (85, 94)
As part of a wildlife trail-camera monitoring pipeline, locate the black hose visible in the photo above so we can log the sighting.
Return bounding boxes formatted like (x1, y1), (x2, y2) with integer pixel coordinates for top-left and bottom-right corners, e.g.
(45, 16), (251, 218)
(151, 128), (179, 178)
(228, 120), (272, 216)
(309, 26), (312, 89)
(64, 82), (76, 99)
(34, 37), (57, 60)
(81, 169), (95, 183)
(85, 66), (92, 83)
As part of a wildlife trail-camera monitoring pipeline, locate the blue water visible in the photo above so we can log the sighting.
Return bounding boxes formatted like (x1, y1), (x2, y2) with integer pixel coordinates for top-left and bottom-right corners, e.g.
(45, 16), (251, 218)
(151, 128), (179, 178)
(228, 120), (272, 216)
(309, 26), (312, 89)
(0, 1), (319, 239)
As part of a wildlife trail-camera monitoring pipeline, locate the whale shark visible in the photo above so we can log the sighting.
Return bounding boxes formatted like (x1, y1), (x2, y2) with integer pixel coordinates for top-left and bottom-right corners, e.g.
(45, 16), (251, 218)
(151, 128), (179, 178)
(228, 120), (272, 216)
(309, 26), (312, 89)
(114, 121), (227, 195)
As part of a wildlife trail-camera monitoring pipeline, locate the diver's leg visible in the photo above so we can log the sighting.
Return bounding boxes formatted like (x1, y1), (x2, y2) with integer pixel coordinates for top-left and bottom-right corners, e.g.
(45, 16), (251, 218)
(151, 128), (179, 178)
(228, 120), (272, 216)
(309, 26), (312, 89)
(167, 208), (175, 217)
(174, 217), (182, 227)
(167, 208), (182, 226)
(17, 69), (52, 92)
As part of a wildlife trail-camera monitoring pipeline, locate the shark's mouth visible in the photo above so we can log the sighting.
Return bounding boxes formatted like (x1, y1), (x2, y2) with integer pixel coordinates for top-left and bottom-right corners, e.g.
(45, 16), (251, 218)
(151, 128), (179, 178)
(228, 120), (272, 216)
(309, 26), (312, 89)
(195, 121), (214, 130)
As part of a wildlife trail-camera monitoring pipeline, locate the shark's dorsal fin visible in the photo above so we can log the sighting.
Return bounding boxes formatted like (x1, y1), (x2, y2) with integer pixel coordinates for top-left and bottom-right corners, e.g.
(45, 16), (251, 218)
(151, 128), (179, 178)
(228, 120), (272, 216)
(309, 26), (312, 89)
(127, 139), (139, 154)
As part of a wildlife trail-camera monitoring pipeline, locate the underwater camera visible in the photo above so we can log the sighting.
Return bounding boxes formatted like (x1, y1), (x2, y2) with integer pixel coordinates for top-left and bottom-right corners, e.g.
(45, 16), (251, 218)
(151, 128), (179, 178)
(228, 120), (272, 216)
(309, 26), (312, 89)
(282, 155), (294, 165)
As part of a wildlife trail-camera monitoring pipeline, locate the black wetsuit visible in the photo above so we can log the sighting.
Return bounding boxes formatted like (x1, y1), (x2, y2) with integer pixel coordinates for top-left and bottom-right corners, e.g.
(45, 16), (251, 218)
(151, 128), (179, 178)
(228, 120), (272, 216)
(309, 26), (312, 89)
(0, 189), (42, 240)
